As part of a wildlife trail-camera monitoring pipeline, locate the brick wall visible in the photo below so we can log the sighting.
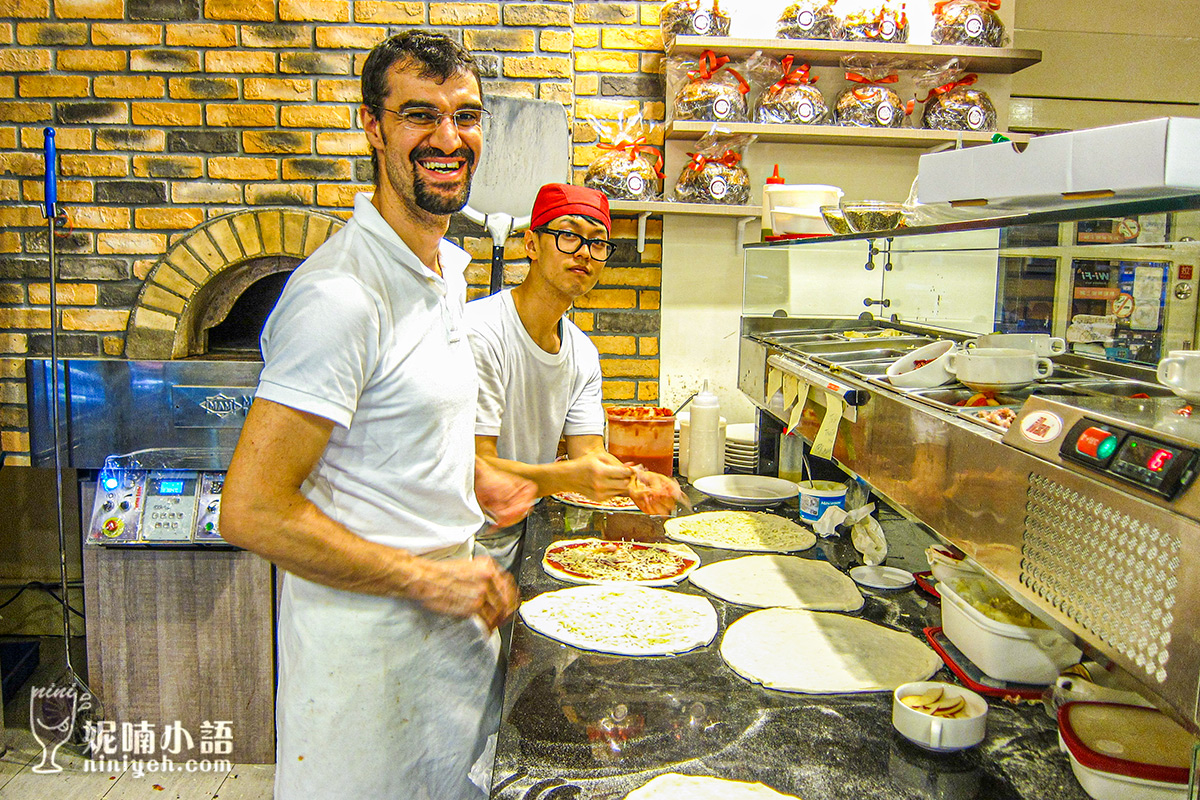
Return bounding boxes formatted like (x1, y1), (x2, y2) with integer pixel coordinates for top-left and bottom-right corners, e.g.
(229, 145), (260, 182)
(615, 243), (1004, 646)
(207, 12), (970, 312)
(0, 0), (669, 462)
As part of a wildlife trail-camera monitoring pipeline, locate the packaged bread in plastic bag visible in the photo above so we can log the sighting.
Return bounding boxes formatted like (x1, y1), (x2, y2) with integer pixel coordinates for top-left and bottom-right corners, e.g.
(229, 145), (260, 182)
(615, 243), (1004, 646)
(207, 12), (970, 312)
(835, 66), (905, 128)
(756, 56), (828, 125)
(584, 112), (664, 201)
(777, 0), (837, 40)
(661, 0), (731, 45)
(669, 50), (752, 124)
(931, 0), (1007, 47)
(833, 0), (909, 43)
(673, 129), (756, 205)
(914, 64), (996, 132)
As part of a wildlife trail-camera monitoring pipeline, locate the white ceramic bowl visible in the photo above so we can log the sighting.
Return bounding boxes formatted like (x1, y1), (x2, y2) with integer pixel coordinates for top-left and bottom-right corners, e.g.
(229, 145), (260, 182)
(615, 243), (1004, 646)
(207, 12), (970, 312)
(771, 206), (828, 235)
(886, 341), (957, 389)
(892, 681), (988, 752)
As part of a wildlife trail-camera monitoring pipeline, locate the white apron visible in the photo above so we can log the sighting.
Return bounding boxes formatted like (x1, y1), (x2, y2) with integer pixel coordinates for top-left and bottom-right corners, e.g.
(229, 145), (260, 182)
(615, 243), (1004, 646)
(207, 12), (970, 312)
(274, 541), (503, 800)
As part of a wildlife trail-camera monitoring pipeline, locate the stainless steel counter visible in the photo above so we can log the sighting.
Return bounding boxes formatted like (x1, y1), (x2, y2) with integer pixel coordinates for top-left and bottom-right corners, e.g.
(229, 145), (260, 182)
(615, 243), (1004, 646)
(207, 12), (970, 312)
(490, 494), (1091, 800)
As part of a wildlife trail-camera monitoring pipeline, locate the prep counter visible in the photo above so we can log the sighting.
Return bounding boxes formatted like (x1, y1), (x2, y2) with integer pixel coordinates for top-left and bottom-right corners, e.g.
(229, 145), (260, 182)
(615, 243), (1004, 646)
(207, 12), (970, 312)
(490, 494), (1092, 800)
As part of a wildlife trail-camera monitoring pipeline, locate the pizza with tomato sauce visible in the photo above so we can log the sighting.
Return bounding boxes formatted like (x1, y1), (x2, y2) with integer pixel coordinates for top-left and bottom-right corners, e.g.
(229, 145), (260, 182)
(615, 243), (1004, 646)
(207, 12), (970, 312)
(542, 538), (700, 586)
(552, 491), (641, 512)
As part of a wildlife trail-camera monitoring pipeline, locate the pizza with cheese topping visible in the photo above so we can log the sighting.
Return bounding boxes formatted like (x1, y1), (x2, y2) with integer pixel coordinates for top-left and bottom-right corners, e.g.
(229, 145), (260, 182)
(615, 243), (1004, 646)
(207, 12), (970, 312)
(542, 538), (700, 586)
(519, 585), (718, 656)
(664, 510), (816, 553)
(552, 491), (641, 512)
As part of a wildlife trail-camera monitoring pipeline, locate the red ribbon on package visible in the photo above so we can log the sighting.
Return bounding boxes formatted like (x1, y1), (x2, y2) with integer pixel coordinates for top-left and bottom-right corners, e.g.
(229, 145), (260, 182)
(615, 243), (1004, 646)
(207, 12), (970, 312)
(847, 71), (899, 103)
(769, 55), (817, 94)
(687, 50), (751, 95)
(934, 0), (1000, 13)
(684, 149), (742, 172)
(598, 136), (665, 179)
(917, 73), (978, 104)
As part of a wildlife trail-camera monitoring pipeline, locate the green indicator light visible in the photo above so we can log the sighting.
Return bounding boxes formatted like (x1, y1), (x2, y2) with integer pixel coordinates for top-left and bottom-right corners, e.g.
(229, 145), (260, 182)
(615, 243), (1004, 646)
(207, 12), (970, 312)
(1097, 435), (1118, 459)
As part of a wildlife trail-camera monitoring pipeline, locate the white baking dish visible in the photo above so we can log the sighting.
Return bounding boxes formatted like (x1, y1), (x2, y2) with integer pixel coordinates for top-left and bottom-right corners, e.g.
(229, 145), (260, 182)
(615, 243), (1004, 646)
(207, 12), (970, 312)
(939, 578), (1081, 685)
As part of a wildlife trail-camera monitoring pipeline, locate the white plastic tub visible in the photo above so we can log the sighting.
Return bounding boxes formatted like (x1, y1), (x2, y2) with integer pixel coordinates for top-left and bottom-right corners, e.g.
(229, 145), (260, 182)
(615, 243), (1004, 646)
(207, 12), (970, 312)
(939, 578), (1081, 685)
(1058, 702), (1193, 800)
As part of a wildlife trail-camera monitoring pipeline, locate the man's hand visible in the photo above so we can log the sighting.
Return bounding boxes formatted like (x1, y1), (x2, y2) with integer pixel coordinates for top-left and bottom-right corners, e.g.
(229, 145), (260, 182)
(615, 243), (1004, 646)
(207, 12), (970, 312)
(626, 466), (688, 516)
(564, 449), (634, 500)
(475, 457), (537, 527)
(411, 554), (519, 631)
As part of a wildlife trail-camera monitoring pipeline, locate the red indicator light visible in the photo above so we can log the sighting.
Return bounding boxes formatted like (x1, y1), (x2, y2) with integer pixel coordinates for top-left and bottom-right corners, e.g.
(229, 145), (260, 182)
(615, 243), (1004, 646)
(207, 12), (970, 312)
(1076, 427), (1117, 459)
(1147, 449), (1174, 472)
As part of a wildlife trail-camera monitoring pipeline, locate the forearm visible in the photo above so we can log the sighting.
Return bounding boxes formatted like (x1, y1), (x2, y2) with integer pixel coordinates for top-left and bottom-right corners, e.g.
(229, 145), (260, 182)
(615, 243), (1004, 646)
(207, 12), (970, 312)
(476, 452), (573, 498)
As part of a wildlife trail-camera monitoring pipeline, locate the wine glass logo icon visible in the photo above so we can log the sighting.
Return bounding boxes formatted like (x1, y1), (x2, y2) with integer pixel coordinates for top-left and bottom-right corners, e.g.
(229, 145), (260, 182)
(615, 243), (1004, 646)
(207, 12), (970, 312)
(29, 683), (91, 773)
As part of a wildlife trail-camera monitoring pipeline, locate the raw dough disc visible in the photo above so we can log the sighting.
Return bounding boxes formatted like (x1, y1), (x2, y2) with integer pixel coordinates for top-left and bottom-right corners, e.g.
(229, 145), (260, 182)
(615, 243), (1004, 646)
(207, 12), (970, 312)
(626, 773), (801, 799)
(519, 584), (717, 657)
(664, 511), (816, 553)
(689, 554), (863, 611)
(721, 608), (941, 693)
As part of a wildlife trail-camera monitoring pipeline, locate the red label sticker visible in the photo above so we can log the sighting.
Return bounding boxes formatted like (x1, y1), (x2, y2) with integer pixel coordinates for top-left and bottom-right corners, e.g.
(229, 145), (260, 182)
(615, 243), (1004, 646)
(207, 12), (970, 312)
(1019, 411), (1063, 444)
(1180, 264), (1194, 281)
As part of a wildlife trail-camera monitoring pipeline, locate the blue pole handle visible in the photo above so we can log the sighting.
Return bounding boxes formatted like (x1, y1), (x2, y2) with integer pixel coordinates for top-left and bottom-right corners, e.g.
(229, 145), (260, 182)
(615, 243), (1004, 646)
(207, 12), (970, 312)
(43, 126), (56, 219)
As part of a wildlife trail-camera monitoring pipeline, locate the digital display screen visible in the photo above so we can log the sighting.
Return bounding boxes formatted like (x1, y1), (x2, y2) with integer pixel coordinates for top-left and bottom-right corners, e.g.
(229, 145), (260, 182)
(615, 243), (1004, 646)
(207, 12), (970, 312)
(1118, 438), (1179, 472)
(158, 479), (185, 495)
(1147, 448), (1174, 473)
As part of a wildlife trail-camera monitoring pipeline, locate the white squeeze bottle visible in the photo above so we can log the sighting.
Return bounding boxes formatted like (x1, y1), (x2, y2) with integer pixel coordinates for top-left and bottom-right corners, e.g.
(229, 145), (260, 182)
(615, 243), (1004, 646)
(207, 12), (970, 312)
(685, 381), (722, 481)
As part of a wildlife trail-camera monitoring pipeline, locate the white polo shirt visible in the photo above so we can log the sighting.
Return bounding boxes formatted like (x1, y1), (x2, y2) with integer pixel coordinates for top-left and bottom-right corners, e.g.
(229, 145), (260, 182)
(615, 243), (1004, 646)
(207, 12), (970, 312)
(257, 193), (482, 554)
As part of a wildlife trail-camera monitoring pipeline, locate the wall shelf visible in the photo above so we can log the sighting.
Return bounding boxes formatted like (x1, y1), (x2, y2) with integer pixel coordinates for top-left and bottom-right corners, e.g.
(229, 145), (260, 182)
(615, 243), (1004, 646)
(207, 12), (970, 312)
(665, 120), (1029, 148)
(609, 201), (761, 252)
(668, 36), (1042, 75)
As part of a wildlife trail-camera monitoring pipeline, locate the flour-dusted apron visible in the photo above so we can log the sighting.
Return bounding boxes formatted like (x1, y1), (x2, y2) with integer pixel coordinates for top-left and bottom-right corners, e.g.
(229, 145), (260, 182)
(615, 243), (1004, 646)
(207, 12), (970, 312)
(274, 540), (503, 800)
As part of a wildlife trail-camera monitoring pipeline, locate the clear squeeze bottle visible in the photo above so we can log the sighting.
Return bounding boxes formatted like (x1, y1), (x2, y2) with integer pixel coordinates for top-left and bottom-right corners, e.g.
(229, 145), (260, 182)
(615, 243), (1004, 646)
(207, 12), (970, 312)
(685, 381), (722, 481)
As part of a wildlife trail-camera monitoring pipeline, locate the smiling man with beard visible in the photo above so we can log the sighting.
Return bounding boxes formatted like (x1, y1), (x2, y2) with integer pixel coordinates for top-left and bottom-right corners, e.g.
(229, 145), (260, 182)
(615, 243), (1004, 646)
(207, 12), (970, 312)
(221, 31), (536, 800)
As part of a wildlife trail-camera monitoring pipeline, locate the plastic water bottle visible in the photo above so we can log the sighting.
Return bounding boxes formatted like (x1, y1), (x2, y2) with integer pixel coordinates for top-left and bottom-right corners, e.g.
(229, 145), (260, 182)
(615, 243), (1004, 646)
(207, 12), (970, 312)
(685, 381), (722, 481)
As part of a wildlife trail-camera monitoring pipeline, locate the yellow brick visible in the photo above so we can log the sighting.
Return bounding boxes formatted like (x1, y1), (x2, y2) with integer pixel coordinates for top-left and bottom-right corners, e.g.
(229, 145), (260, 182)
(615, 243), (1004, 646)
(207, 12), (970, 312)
(503, 55), (570, 79)
(316, 79), (360, 103)
(429, 3), (499, 25)
(611, 216), (660, 239)
(601, 27), (663, 51)
(133, 155), (202, 178)
(60, 154), (126, 177)
(0, 308), (50, 328)
(243, 130), (312, 153)
(54, 0), (121, 17)
(169, 77), (237, 100)
(641, 5), (662, 25)
(0, 205), (44, 227)
(576, 98), (641, 121)
(572, 311), (593, 331)
(209, 156), (277, 180)
(62, 308), (129, 331)
(642, 101), (664, 122)
(50, 179), (92, 202)
(29, 283), (98, 305)
(94, 75), (163, 99)
(67, 206), (131, 229)
(205, 218), (242, 262)
(574, 51), (639, 73)
(0, 357), (26, 378)
(1, 432), (30, 454)
(205, 50), (275, 73)
(639, 336), (658, 356)
(0, 283), (24, 303)
(574, 27), (600, 49)
(640, 291), (659, 310)
(132, 102), (202, 126)
(280, 0), (349, 21)
(637, 381), (659, 402)
(97, 231), (167, 254)
(136, 207), (205, 230)
(58, 49), (125, 72)
(2, 0), (50, 17)
(539, 29), (573, 52)
(641, 243), (662, 263)
(0, 231), (18, 253)
(280, 105), (353, 129)
(539, 82), (571, 104)
(575, 288), (636, 309)
(244, 78), (311, 101)
(231, 213), (263, 256)
(207, 104), (276, 127)
(353, 1), (423, 23)
(593, 335), (636, 355)
(316, 183), (363, 208)
(140, 284), (186, 315)
(0, 100), (51, 122)
(18, 75), (89, 97)
(315, 25), (386, 49)
(245, 183), (315, 205)
(599, 266), (661, 287)
(316, 131), (369, 155)
(102, 335), (124, 355)
(603, 380), (636, 401)
(484, 82), (535, 100)
(0, 78), (11, 99)
(0, 49), (51, 73)
(166, 24), (236, 47)
(600, 358), (657, 378)
(575, 74), (599, 96)
(204, 0), (274, 21)
(0, 151), (41, 177)
(91, 23), (160, 45)
(16, 21), (86, 45)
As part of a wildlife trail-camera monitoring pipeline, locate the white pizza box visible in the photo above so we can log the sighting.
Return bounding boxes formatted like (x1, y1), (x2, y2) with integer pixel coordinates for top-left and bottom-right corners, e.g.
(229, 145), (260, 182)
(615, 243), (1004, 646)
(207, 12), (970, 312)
(1070, 117), (1200, 197)
(917, 132), (1072, 205)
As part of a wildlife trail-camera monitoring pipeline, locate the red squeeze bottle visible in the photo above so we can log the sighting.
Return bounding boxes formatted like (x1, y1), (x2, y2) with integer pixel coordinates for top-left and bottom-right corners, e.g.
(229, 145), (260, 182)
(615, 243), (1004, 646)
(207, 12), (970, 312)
(763, 164), (786, 236)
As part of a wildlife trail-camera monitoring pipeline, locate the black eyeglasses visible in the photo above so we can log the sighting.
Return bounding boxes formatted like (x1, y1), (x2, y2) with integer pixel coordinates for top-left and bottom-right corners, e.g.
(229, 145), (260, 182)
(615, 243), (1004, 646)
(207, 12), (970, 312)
(378, 106), (489, 131)
(533, 227), (617, 262)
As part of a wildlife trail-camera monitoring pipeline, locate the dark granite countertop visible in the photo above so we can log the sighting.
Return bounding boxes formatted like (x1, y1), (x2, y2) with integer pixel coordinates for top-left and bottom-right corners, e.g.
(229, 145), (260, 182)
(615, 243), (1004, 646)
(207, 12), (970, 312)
(490, 492), (1091, 800)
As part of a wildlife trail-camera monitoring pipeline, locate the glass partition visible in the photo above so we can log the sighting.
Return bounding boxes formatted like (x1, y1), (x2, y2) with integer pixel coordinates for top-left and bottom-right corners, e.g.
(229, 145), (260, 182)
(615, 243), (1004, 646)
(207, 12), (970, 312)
(744, 195), (1200, 367)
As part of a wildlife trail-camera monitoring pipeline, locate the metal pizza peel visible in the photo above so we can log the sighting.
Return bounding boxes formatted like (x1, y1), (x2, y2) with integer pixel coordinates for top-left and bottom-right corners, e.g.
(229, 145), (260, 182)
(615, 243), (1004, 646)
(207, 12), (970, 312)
(460, 94), (571, 294)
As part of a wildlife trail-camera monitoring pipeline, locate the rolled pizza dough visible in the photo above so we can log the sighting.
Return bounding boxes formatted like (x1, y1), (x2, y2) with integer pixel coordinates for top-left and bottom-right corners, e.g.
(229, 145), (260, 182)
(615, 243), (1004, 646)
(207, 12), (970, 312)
(664, 511), (816, 553)
(688, 555), (863, 611)
(626, 774), (800, 799)
(721, 608), (941, 693)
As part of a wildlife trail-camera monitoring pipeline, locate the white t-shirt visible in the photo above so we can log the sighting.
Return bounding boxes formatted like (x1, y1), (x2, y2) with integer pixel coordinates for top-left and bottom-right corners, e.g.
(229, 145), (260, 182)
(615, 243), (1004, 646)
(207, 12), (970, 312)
(465, 289), (604, 464)
(257, 193), (482, 554)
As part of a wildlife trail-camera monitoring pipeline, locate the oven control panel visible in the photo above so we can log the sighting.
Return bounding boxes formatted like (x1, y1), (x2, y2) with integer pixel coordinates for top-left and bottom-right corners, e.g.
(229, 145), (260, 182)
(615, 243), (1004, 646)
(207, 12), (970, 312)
(88, 468), (229, 546)
(1059, 418), (1200, 500)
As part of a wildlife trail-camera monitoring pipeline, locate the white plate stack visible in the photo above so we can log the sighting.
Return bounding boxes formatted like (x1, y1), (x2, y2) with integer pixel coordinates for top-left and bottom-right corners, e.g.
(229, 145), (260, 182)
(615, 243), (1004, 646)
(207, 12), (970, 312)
(724, 423), (759, 474)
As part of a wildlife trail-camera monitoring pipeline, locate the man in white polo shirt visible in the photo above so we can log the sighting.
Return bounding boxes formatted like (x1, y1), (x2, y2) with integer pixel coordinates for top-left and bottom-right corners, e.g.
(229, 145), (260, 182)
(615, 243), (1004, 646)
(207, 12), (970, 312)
(220, 31), (534, 800)
(467, 183), (682, 569)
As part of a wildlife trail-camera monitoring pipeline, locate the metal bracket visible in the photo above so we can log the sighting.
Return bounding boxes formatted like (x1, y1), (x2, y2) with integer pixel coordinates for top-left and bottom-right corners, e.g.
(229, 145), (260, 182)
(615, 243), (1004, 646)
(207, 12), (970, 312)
(736, 216), (755, 251)
(864, 297), (891, 309)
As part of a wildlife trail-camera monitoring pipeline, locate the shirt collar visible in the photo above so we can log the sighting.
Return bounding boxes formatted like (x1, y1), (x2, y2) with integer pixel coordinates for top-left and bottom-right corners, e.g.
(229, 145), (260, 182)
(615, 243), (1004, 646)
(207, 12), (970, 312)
(352, 192), (471, 281)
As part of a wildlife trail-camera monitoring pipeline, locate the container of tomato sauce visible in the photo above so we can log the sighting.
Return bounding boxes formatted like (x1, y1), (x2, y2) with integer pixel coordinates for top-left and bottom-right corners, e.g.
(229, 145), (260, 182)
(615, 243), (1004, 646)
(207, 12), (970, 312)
(605, 406), (675, 476)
